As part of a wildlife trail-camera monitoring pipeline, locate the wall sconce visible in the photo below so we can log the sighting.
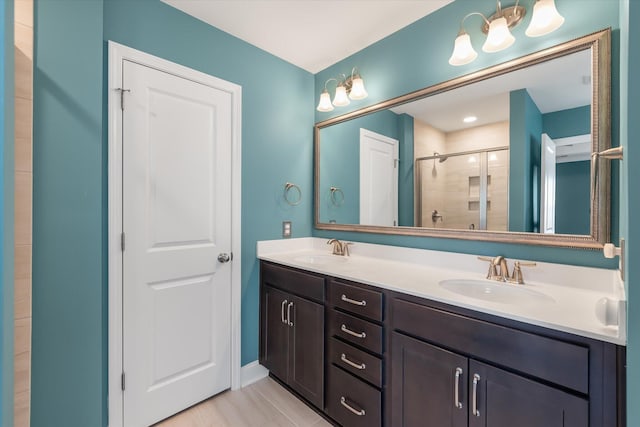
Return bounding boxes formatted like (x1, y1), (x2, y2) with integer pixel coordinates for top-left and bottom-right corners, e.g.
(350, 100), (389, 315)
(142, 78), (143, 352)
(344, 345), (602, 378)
(317, 67), (368, 112)
(449, 0), (564, 66)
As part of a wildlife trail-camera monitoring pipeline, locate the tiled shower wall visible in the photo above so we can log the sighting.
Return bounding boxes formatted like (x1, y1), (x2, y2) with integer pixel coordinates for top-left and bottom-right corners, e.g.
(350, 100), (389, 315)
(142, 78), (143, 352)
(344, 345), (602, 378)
(415, 120), (509, 230)
(14, 0), (32, 425)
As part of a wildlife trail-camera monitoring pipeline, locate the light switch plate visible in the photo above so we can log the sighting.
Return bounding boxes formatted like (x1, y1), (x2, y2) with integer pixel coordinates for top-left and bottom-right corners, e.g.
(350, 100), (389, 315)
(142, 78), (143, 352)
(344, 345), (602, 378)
(282, 221), (292, 238)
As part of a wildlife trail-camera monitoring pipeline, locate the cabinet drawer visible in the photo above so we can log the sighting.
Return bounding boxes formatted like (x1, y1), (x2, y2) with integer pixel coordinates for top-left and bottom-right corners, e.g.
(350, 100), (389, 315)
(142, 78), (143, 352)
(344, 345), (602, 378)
(329, 309), (383, 354)
(329, 280), (383, 322)
(329, 337), (382, 388)
(327, 365), (381, 427)
(261, 262), (325, 303)
(392, 298), (589, 394)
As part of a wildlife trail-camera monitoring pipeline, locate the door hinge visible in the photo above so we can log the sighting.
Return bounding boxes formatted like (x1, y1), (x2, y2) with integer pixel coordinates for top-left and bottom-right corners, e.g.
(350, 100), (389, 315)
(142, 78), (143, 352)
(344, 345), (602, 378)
(121, 232), (125, 251)
(121, 372), (126, 391)
(116, 88), (131, 111)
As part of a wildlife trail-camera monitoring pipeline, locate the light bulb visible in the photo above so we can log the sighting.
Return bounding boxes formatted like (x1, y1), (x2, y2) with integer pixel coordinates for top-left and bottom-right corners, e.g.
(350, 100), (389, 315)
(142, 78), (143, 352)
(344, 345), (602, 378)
(332, 85), (350, 107)
(449, 32), (478, 66)
(482, 17), (515, 53)
(526, 0), (565, 37)
(316, 90), (334, 112)
(348, 76), (368, 100)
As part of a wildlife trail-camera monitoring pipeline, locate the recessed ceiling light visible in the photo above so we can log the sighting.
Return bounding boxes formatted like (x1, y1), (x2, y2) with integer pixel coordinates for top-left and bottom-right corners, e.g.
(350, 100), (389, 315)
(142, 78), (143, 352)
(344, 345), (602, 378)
(463, 116), (477, 123)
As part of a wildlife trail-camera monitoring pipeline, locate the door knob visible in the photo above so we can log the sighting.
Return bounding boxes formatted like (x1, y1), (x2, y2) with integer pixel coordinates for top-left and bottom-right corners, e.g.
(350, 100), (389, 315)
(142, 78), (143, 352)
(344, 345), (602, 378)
(217, 253), (231, 263)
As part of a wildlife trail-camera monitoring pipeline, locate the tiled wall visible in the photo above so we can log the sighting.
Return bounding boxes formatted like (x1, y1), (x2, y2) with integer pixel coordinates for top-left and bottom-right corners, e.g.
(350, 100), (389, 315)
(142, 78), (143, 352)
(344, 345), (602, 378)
(14, 0), (32, 425)
(415, 120), (509, 230)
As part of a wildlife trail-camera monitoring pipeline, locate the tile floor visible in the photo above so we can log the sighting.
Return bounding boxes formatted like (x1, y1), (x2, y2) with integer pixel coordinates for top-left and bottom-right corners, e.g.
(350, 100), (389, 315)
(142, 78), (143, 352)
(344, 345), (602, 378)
(154, 377), (333, 427)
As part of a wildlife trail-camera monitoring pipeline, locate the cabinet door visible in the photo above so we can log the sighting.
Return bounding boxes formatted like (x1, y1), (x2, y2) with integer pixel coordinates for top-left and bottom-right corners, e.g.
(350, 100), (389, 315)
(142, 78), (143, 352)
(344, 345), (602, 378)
(262, 286), (289, 382)
(288, 295), (325, 408)
(468, 360), (588, 427)
(391, 332), (468, 427)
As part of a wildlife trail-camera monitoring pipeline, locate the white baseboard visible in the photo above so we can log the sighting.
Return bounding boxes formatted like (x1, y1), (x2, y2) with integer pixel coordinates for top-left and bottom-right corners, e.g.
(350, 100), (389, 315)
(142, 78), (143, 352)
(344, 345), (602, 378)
(240, 360), (269, 388)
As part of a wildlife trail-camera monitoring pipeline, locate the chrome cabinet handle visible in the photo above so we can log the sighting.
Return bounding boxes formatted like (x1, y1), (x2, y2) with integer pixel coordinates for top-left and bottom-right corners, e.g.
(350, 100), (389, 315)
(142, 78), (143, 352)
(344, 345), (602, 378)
(472, 374), (481, 417)
(454, 367), (463, 409)
(287, 302), (294, 327)
(341, 294), (366, 306)
(341, 324), (366, 339)
(340, 397), (366, 416)
(280, 300), (288, 324)
(341, 353), (366, 370)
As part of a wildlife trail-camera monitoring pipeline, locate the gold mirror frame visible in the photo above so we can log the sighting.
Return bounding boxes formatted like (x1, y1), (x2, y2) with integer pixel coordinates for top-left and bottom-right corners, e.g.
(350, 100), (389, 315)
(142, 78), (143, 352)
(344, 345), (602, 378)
(314, 29), (611, 249)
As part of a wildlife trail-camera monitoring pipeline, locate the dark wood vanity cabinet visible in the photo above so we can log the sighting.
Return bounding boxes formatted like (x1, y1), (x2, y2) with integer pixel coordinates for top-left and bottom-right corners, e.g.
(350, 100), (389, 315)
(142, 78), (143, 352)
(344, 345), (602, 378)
(326, 279), (384, 427)
(259, 262), (325, 409)
(391, 332), (588, 427)
(390, 295), (623, 427)
(259, 261), (624, 427)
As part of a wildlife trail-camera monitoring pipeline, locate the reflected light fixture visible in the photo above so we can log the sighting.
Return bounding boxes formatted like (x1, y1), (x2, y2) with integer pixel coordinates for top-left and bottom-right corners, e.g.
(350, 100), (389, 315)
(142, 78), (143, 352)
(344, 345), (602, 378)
(449, 0), (564, 66)
(317, 67), (368, 112)
(463, 115), (478, 123)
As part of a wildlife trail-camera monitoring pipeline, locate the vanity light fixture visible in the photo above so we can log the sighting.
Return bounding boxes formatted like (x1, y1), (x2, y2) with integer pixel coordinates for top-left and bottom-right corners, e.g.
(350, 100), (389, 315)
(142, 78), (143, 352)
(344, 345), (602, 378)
(317, 67), (368, 112)
(448, 0), (564, 66)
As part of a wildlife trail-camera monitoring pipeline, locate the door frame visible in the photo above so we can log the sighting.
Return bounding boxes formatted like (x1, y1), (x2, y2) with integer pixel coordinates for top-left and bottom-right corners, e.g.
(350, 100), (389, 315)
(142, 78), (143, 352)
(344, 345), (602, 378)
(107, 41), (242, 427)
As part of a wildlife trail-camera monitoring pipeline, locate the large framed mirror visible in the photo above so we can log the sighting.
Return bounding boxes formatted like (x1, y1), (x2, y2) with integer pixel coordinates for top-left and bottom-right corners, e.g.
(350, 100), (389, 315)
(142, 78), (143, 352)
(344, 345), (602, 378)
(314, 29), (611, 249)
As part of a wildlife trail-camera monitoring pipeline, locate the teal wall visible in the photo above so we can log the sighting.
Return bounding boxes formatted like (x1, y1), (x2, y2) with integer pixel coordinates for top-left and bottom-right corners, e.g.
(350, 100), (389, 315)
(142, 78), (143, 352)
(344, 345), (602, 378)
(620, 1), (640, 425)
(509, 89), (542, 233)
(555, 161), (590, 234)
(398, 114), (414, 227)
(0, 1), (14, 425)
(314, 0), (619, 269)
(32, 0), (314, 425)
(543, 105), (591, 235)
(319, 109), (402, 224)
(32, 1), (105, 426)
(543, 104), (590, 138)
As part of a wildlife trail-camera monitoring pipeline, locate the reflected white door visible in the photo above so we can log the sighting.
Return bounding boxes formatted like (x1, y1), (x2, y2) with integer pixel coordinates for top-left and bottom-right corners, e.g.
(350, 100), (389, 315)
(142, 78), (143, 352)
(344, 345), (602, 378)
(122, 59), (232, 426)
(359, 128), (399, 226)
(540, 133), (556, 234)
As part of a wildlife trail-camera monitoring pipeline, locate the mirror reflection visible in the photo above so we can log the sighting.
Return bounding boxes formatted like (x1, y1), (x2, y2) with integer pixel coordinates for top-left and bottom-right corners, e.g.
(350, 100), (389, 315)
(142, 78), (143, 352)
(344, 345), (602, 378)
(318, 48), (592, 235)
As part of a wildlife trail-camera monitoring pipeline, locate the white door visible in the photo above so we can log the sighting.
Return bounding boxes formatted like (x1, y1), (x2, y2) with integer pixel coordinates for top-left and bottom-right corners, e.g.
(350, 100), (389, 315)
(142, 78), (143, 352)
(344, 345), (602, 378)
(359, 128), (399, 226)
(540, 133), (556, 234)
(122, 59), (232, 426)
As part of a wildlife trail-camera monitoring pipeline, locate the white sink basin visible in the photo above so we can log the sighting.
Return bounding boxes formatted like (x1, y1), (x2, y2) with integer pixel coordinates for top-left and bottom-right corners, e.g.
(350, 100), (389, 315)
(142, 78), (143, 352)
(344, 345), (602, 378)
(439, 279), (555, 305)
(293, 254), (348, 265)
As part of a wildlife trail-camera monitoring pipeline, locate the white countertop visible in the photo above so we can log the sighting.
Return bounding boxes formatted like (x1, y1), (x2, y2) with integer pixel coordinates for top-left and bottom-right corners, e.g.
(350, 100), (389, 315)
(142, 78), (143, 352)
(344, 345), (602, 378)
(257, 238), (626, 345)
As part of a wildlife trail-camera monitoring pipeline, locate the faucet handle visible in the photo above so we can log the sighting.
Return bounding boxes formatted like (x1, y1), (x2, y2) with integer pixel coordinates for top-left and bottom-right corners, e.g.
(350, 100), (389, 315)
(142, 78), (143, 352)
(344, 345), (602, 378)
(477, 256), (498, 279)
(509, 261), (537, 284)
(343, 242), (353, 256)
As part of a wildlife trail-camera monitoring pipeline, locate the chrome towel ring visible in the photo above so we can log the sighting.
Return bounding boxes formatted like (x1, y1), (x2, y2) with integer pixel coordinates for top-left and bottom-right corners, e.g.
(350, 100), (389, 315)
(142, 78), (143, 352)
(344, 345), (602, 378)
(284, 182), (302, 206)
(330, 186), (345, 206)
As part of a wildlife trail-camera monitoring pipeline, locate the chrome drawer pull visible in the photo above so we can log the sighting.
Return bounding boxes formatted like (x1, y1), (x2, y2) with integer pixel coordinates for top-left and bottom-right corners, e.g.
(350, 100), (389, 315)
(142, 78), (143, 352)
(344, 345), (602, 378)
(341, 353), (366, 370)
(287, 302), (294, 327)
(340, 397), (366, 416)
(281, 300), (288, 324)
(341, 324), (366, 339)
(454, 367), (463, 409)
(341, 294), (367, 307)
(472, 374), (481, 417)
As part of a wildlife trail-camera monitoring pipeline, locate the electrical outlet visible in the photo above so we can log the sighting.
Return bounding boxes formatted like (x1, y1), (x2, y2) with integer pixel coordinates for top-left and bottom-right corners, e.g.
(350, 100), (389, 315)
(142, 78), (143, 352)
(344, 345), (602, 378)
(282, 221), (292, 238)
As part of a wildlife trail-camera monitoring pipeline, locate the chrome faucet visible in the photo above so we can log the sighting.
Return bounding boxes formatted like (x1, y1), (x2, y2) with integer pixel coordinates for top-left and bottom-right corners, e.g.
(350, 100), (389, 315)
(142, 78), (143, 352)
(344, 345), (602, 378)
(327, 239), (352, 256)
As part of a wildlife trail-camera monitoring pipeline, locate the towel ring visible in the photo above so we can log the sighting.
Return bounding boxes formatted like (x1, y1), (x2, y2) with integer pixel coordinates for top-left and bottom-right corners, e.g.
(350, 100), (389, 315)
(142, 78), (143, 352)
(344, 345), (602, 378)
(330, 186), (345, 206)
(284, 182), (302, 206)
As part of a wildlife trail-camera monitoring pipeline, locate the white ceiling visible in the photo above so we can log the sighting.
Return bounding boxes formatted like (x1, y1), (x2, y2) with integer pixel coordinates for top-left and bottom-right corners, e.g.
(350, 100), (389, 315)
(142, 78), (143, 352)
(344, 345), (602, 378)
(392, 49), (592, 133)
(161, 0), (454, 73)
